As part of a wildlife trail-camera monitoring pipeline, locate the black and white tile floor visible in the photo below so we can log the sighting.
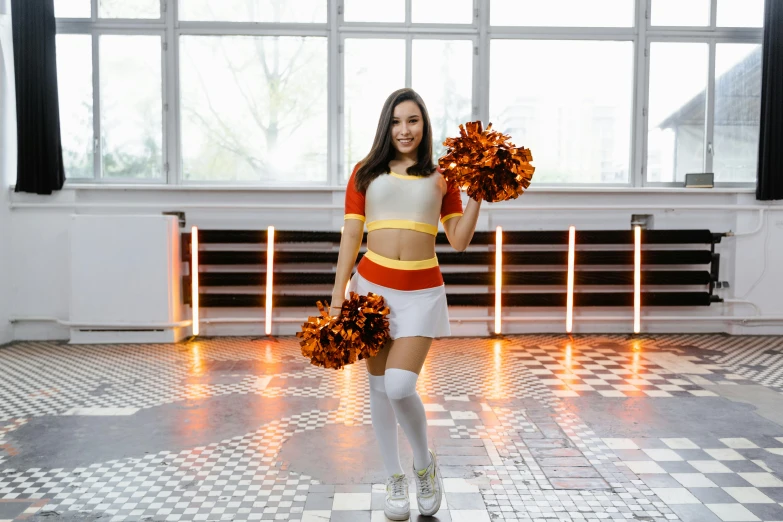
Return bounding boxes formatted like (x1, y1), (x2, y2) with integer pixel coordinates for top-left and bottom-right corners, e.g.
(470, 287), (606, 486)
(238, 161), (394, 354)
(1, 335), (782, 521)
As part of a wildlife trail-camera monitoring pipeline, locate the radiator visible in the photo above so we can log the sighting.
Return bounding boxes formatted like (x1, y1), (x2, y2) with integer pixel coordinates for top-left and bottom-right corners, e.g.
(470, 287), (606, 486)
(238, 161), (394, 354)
(69, 215), (186, 343)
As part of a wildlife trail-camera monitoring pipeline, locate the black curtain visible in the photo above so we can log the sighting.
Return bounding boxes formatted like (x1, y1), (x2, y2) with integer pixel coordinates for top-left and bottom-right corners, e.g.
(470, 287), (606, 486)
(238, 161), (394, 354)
(11, 0), (65, 194)
(757, 0), (783, 200)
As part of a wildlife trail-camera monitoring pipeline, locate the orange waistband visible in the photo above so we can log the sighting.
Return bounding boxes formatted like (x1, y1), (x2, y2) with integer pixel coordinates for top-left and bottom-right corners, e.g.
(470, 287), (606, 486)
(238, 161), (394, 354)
(357, 255), (443, 291)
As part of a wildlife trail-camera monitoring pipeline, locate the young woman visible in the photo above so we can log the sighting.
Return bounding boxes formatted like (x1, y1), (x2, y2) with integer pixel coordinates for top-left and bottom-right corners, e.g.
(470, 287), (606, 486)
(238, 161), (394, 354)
(330, 88), (482, 520)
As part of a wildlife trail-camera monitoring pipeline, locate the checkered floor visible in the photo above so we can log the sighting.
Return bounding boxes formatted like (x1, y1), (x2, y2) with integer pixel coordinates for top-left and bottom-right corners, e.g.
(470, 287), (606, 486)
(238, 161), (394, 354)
(508, 342), (757, 399)
(0, 335), (782, 521)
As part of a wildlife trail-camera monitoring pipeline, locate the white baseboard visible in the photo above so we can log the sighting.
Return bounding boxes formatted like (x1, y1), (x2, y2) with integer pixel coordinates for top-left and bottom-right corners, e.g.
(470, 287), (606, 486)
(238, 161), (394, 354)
(7, 317), (782, 342)
(201, 319), (781, 337)
(0, 324), (11, 346)
(727, 324), (783, 336)
(12, 322), (70, 341)
(69, 326), (189, 344)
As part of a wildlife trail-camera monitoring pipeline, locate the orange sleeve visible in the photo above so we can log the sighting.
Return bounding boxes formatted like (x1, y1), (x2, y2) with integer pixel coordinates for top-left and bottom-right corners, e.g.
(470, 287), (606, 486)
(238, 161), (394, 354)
(344, 163), (365, 222)
(440, 177), (464, 224)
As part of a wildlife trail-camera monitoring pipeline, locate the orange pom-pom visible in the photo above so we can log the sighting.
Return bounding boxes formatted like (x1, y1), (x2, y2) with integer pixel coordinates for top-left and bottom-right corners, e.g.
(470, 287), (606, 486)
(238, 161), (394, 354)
(296, 292), (391, 370)
(439, 121), (535, 203)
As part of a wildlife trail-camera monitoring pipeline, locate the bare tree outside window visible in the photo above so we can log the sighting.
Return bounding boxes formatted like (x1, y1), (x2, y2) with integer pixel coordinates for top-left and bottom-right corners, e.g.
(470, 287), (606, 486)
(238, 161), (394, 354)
(412, 40), (473, 162)
(100, 35), (163, 179)
(180, 35), (327, 182)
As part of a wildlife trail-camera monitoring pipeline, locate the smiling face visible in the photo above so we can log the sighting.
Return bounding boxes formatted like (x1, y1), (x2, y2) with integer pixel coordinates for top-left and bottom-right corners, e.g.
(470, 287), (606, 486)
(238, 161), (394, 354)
(391, 100), (424, 158)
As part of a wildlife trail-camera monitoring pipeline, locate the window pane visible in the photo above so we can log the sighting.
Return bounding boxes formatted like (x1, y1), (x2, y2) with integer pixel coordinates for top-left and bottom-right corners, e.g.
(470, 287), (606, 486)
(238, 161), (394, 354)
(713, 44), (762, 183)
(100, 35), (163, 179)
(343, 39), (405, 180)
(647, 43), (708, 183)
(179, 0), (326, 23)
(413, 0), (473, 24)
(412, 40), (473, 161)
(54, 0), (90, 18)
(56, 35), (93, 179)
(99, 0), (160, 18)
(491, 0), (634, 27)
(651, 0), (710, 26)
(718, 0), (765, 27)
(180, 36), (327, 182)
(344, 0), (404, 22)
(490, 40), (633, 184)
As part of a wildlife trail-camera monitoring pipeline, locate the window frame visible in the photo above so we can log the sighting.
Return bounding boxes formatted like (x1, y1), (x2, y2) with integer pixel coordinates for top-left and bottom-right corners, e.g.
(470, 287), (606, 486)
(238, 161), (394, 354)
(56, 3), (168, 184)
(641, 0), (763, 187)
(52, 0), (763, 188)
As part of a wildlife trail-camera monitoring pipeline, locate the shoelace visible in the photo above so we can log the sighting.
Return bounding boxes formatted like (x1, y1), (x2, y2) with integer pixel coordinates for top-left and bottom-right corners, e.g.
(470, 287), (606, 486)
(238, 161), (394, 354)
(390, 476), (407, 498)
(416, 470), (433, 497)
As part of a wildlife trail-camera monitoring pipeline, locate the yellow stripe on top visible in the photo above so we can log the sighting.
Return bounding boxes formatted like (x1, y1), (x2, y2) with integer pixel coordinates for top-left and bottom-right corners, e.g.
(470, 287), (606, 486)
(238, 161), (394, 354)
(367, 219), (438, 236)
(389, 171), (422, 180)
(363, 249), (439, 270)
(441, 213), (463, 224)
(344, 214), (366, 222)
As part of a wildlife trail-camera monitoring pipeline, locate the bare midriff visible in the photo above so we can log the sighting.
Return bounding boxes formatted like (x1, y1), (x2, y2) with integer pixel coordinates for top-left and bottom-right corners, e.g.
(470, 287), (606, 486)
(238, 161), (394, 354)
(367, 228), (436, 261)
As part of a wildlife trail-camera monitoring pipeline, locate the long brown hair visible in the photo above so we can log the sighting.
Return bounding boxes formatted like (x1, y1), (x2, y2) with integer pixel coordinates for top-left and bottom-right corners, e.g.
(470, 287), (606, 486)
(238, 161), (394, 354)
(354, 88), (435, 192)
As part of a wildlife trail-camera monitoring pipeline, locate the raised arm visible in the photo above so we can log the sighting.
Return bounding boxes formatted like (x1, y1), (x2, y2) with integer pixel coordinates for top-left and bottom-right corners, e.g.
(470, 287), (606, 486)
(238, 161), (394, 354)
(442, 198), (481, 251)
(439, 175), (482, 252)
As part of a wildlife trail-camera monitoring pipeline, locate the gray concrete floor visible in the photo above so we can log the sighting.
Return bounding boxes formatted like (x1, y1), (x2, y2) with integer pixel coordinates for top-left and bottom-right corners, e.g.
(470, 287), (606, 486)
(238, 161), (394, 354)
(1, 334), (782, 521)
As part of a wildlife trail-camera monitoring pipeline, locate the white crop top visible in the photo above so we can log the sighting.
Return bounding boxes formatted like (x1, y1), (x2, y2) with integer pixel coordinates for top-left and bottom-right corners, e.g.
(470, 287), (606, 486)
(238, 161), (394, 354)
(344, 165), (464, 236)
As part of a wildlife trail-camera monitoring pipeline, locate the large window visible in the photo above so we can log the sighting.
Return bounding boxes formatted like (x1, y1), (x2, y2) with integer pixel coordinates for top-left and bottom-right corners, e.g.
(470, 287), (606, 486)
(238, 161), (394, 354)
(713, 44), (762, 183)
(412, 39), (474, 162)
(647, 43), (709, 183)
(55, 0), (161, 19)
(491, 40), (634, 184)
(343, 38), (405, 180)
(180, 36), (327, 182)
(491, 0), (634, 27)
(54, 0), (764, 187)
(179, 0), (326, 23)
(100, 35), (163, 179)
(54, 30), (163, 181)
(651, 0), (711, 27)
(55, 34), (93, 179)
(342, 37), (473, 180)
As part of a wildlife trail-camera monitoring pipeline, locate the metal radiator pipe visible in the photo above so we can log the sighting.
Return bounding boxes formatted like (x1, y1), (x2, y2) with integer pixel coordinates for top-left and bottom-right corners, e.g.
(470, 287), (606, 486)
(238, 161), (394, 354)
(9, 317), (193, 328)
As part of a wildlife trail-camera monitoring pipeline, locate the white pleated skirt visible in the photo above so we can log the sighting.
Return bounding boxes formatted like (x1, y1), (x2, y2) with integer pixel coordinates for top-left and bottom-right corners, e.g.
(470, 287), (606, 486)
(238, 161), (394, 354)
(346, 272), (451, 340)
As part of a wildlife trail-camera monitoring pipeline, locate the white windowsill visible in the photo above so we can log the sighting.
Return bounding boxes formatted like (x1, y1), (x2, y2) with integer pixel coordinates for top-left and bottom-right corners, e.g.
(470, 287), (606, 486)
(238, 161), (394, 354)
(42, 183), (757, 195)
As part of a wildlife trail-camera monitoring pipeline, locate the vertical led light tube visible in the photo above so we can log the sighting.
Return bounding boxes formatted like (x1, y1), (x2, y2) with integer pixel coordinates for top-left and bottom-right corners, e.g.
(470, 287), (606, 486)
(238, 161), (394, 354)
(191, 226), (199, 336)
(265, 226), (275, 336)
(566, 226), (576, 334)
(634, 225), (641, 334)
(495, 226), (502, 335)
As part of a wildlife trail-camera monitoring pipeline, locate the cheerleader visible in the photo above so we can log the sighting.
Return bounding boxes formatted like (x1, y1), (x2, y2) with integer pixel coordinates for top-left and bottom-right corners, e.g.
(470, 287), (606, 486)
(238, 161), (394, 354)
(329, 88), (482, 520)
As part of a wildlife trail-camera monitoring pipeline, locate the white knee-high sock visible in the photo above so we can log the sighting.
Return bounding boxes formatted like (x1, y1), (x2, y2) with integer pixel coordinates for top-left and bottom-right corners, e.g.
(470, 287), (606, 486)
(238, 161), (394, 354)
(368, 374), (404, 477)
(384, 368), (431, 471)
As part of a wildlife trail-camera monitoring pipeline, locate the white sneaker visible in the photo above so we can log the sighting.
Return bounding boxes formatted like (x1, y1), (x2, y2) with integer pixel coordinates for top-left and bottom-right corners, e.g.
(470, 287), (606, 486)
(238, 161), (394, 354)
(413, 449), (444, 516)
(384, 473), (410, 520)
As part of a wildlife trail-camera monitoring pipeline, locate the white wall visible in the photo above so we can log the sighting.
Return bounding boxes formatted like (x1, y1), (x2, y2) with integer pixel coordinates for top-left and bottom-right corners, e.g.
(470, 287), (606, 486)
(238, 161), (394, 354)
(0, 3), (15, 345)
(1, 0), (780, 340)
(731, 195), (783, 334)
(7, 185), (783, 340)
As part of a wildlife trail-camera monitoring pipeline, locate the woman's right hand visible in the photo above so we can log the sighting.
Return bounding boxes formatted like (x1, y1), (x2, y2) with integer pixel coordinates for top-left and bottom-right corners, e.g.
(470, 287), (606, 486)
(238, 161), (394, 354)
(329, 294), (344, 317)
